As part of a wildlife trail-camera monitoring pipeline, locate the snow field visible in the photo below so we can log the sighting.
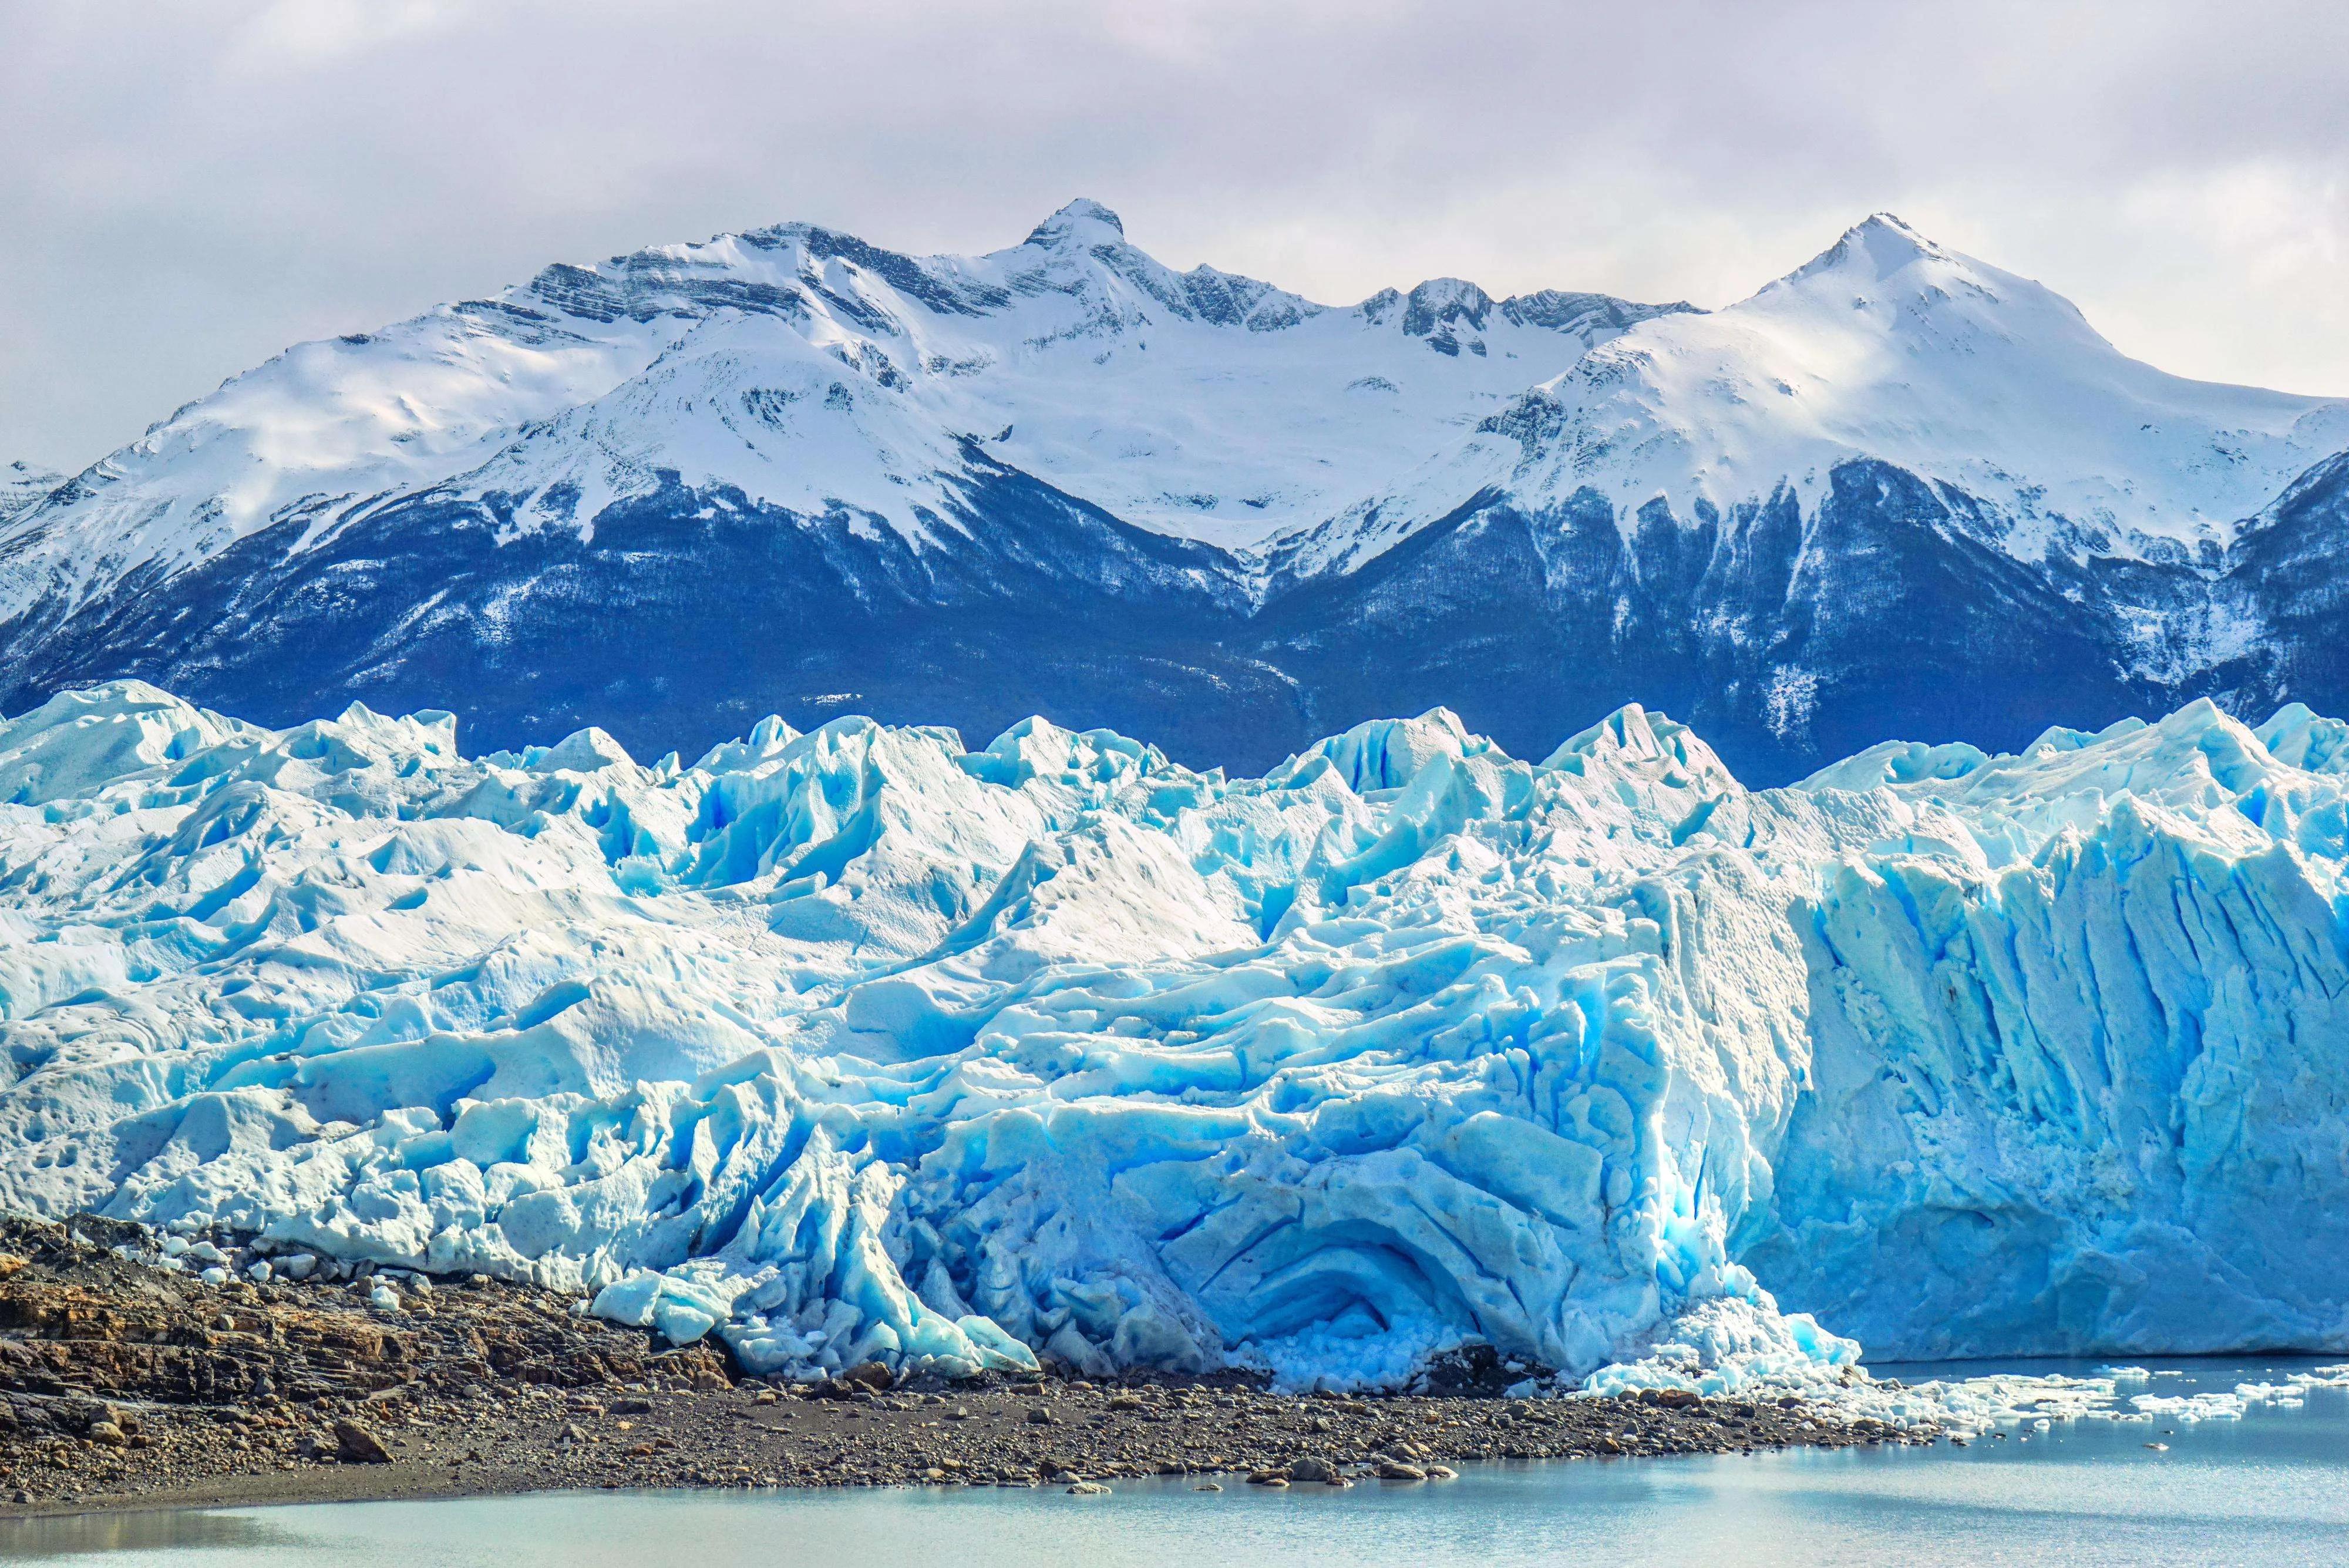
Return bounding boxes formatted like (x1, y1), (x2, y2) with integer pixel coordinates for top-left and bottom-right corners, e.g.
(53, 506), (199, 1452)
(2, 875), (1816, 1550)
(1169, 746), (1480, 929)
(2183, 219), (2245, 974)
(0, 200), (1679, 623)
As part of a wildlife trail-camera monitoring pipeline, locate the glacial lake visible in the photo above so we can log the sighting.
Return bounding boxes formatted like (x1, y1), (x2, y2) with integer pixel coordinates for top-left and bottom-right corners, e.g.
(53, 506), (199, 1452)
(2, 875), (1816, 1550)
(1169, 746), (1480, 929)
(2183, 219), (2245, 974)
(2, 1357), (2343, 1566)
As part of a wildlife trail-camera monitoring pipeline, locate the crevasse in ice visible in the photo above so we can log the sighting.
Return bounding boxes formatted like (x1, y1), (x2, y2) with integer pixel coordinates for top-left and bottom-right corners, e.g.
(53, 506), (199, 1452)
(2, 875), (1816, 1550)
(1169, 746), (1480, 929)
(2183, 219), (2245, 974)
(0, 683), (2342, 1387)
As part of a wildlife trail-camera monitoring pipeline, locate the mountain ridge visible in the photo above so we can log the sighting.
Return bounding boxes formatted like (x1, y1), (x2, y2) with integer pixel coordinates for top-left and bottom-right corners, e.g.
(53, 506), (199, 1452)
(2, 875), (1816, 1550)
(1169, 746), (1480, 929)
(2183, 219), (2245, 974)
(4, 200), (2346, 784)
(0, 461), (59, 525)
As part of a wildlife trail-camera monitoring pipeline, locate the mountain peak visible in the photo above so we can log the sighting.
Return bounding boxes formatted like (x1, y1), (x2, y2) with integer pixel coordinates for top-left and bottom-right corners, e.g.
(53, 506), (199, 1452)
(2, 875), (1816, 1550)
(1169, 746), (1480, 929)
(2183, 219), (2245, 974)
(1854, 210), (1939, 248)
(2, 460), (62, 524)
(1397, 277), (1494, 339)
(1023, 198), (1127, 248)
(1783, 211), (1955, 288)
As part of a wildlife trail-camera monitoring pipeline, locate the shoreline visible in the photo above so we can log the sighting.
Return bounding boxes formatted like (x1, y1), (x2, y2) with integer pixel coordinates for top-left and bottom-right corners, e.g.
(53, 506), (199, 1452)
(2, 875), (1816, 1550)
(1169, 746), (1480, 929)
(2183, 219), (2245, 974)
(0, 1216), (1930, 1519)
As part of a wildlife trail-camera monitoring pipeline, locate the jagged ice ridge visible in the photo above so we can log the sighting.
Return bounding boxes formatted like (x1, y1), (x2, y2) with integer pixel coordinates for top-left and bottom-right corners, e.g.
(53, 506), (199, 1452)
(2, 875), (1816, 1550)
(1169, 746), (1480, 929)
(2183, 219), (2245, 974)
(0, 684), (2344, 1394)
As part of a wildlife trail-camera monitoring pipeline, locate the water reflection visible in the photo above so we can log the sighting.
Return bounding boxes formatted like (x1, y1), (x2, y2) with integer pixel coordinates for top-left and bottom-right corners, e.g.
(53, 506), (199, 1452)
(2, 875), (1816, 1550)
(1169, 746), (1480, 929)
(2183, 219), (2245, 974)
(0, 1508), (289, 1558)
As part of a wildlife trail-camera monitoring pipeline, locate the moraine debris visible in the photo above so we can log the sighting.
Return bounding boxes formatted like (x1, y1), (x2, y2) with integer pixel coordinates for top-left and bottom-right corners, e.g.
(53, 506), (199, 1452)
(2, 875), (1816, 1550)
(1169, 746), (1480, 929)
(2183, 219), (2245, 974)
(0, 1213), (1930, 1518)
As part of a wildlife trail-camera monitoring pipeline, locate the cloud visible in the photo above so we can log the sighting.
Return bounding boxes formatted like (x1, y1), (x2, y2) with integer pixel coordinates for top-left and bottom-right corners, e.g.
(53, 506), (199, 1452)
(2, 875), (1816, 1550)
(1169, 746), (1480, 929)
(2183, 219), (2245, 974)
(2, 0), (2344, 469)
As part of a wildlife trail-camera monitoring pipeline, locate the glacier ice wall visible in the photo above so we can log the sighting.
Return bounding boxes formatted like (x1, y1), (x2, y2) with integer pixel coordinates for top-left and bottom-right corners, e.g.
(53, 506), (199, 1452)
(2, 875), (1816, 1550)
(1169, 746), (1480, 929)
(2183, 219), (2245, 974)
(0, 683), (2342, 1383)
(1751, 708), (2349, 1355)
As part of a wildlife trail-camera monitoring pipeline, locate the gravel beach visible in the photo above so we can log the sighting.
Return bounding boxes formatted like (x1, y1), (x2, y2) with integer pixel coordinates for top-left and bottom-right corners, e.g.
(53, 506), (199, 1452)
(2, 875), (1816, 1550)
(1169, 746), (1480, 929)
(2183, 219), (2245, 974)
(0, 1216), (1931, 1517)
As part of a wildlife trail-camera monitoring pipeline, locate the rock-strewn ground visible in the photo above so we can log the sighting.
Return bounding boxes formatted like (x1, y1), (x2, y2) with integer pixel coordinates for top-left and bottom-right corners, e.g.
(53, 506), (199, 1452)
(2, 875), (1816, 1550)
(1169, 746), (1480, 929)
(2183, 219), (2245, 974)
(0, 1217), (1930, 1516)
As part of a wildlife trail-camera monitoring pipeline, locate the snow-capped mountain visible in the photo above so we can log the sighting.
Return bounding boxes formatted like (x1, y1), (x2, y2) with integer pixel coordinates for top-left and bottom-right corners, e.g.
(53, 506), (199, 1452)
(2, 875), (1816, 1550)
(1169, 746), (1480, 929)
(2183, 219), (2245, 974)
(4, 203), (2345, 782)
(1278, 214), (2347, 577)
(0, 197), (1683, 603)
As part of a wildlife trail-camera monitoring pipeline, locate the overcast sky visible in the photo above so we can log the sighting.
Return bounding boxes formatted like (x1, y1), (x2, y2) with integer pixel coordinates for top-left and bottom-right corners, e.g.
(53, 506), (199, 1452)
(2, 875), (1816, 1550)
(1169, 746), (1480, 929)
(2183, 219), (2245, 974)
(4, 0), (2344, 471)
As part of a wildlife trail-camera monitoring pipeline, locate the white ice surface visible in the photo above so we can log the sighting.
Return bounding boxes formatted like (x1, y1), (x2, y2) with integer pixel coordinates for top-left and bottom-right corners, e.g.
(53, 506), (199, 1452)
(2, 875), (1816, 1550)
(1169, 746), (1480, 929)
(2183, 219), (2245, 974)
(1, 686), (2345, 1391)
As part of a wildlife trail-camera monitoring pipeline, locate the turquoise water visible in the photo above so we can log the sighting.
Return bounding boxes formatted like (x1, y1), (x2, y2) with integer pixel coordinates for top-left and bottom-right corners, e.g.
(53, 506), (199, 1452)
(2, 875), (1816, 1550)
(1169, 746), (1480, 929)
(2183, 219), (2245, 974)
(2, 1357), (2344, 1566)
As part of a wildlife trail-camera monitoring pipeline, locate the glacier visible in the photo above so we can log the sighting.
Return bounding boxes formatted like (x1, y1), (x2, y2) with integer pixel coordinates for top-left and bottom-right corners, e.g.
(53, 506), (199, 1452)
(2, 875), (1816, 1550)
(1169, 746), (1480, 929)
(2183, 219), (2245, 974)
(0, 682), (2344, 1390)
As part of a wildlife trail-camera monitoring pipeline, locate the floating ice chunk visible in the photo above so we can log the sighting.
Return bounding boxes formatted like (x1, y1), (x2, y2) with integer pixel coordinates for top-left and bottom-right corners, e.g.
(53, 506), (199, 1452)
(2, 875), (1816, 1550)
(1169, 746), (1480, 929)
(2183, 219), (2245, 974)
(2131, 1391), (2246, 1421)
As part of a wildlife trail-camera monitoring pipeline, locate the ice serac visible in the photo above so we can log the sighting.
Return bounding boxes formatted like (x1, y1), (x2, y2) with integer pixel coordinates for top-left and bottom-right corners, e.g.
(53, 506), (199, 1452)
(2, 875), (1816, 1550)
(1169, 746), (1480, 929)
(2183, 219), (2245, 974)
(1, 684), (2343, 1385)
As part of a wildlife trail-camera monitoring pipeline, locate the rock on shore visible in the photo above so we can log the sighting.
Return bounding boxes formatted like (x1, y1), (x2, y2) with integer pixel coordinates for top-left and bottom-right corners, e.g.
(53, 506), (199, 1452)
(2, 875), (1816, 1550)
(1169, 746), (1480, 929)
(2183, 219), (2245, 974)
(0, 1216), (1926, 1515)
